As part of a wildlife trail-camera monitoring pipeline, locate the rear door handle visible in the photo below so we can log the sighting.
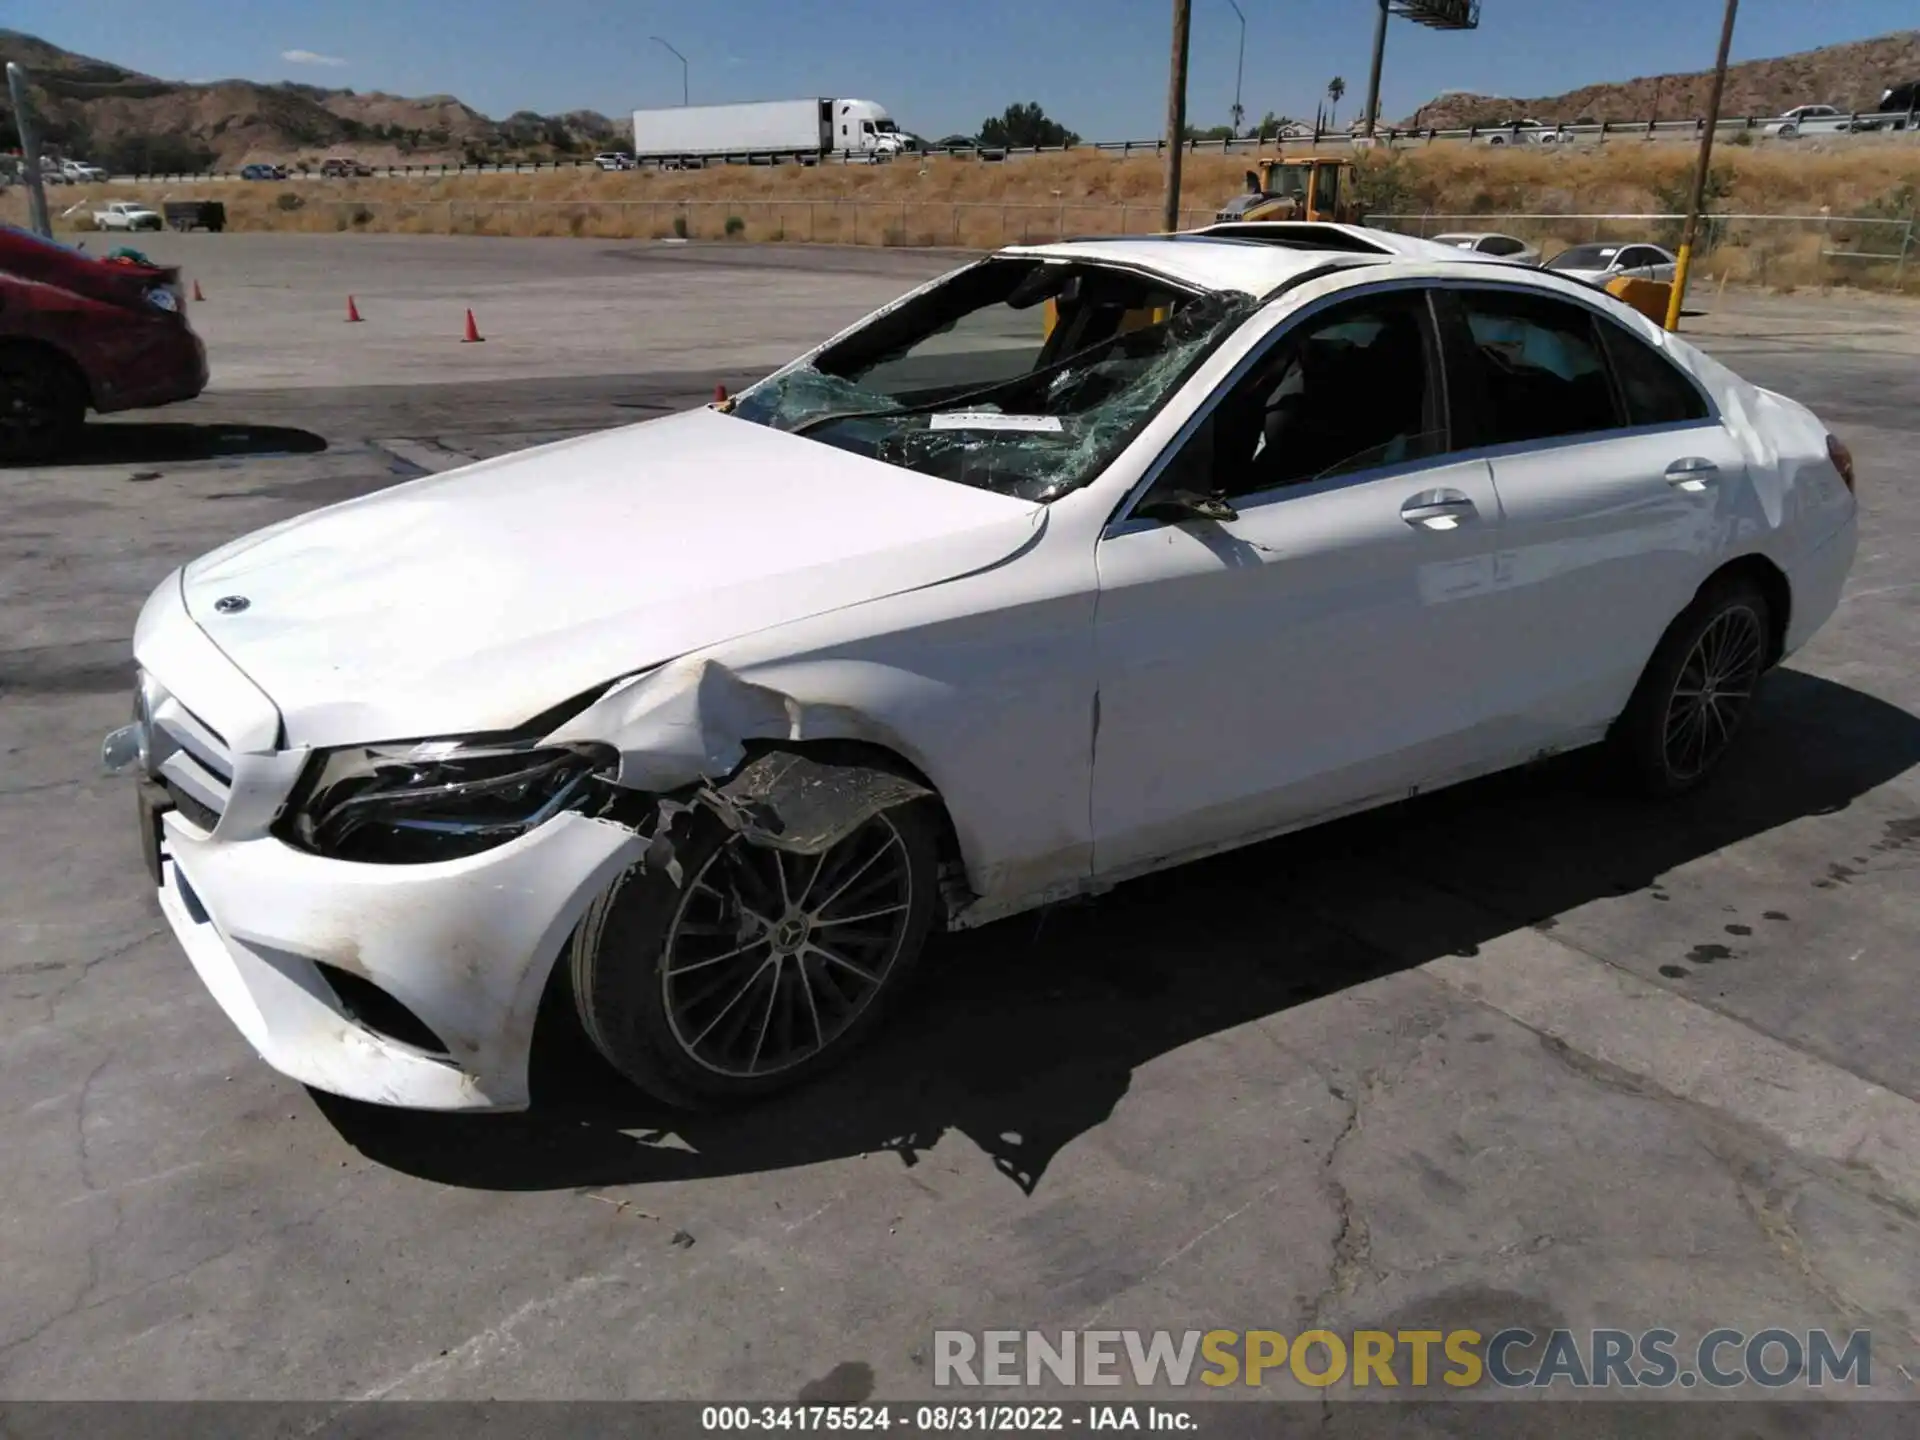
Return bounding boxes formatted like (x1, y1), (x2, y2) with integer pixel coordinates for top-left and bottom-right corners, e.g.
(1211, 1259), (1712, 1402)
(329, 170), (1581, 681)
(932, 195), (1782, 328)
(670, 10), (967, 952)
(1401, 489), (1478, 530)
(1665, 457), (1720, 491)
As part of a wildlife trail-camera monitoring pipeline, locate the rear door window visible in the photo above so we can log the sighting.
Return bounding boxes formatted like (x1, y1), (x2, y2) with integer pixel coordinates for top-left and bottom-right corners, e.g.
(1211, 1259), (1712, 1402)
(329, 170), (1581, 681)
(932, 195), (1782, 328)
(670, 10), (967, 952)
(1597, 321), (1712, 428)
(1451, 288), (1622, 445)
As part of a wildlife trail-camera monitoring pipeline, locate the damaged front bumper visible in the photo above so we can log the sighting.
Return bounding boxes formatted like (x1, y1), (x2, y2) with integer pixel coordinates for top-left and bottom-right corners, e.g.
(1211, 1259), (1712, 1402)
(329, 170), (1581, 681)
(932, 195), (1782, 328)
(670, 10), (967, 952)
(147, 749), (939, 1111)
(154, 805), (646, 1111)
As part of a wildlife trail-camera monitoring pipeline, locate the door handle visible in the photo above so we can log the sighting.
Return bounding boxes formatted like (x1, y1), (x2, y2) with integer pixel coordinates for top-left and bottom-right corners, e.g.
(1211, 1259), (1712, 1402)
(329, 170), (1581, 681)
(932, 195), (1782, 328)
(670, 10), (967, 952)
(1400, 489), (1478, 530)
(1665, 457), (1720, 492)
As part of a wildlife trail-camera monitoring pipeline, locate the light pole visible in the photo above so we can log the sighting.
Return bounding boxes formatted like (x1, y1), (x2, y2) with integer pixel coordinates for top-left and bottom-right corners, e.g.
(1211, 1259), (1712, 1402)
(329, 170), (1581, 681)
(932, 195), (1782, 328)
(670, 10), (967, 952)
(650, 36), (688, 106)
(1227, 0), (1246, 138)
(1664, 0), (1739, 331)
(1362, 0), (1389, 137)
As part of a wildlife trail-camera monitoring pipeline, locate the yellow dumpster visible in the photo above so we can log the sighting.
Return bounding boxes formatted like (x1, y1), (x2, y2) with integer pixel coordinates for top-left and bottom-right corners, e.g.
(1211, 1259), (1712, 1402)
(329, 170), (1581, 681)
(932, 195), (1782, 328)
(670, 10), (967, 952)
(1605, 275), (1674, 325)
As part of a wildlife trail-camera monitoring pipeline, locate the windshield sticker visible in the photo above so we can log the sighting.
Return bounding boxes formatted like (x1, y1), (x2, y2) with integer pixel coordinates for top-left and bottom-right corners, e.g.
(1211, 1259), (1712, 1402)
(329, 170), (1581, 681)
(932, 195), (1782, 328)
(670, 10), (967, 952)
(928, 412), (1065, 433)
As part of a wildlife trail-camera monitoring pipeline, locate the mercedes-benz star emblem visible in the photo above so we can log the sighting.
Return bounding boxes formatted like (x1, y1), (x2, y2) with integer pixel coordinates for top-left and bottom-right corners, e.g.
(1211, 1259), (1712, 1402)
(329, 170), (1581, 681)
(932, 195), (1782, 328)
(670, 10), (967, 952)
(213, 595), (250, 614)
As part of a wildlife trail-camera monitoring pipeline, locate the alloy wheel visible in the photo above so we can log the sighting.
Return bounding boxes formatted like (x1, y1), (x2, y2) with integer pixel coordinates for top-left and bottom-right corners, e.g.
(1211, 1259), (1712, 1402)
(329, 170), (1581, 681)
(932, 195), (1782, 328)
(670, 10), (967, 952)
(1662, 603), (1766, 783)
(661, 816), (915, 1078)
(0, 370), (64, 460)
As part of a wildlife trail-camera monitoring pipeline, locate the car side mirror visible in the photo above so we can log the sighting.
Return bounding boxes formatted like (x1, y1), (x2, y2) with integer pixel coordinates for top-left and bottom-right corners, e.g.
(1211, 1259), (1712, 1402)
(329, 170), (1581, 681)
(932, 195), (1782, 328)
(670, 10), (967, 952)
(1136, 489), (1239, 525)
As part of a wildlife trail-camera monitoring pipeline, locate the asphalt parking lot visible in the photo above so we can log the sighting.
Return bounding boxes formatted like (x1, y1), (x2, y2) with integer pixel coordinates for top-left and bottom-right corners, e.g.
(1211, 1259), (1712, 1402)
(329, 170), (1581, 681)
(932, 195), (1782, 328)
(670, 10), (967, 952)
(4, 235), (1920, 1406)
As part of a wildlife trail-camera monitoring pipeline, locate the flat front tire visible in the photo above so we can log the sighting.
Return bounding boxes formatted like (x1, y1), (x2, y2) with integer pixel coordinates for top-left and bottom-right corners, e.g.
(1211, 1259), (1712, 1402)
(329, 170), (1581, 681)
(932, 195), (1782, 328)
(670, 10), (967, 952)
(569, 797), (941, 1108)
(1612, 576), (1772, 796)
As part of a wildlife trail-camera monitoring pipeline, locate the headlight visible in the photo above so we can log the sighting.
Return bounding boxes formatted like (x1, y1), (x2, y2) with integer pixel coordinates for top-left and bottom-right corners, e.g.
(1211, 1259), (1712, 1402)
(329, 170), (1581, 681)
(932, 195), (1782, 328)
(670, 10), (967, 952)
(281, 738), (619, 863)
(144, 286), (179, 313)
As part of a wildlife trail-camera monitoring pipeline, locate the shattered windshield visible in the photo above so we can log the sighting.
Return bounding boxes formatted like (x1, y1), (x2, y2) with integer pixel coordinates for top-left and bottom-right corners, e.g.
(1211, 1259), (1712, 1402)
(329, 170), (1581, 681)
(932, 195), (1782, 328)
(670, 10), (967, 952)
(727, 258), (1257, 502)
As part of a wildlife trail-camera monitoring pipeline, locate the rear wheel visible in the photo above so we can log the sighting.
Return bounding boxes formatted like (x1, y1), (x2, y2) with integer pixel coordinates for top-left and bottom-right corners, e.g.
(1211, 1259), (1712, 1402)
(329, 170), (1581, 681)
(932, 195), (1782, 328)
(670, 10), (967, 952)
(1612, 577), (1772, 796)
(569, 793), (940, 1108)
(0, 347), (85, 463)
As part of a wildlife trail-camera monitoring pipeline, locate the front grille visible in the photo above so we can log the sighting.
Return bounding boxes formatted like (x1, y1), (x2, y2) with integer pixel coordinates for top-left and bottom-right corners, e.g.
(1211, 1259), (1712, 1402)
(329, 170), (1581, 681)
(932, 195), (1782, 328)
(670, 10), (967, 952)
(147, 692), (233, 830)
(162, 782), (221, 831)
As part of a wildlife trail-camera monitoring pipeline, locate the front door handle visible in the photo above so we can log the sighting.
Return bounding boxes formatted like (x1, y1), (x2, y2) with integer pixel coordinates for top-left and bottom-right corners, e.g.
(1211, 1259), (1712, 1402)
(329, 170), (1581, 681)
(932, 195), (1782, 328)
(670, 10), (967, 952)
(1665, 457), (1720, 492)
(1401, 489), (1478, 530)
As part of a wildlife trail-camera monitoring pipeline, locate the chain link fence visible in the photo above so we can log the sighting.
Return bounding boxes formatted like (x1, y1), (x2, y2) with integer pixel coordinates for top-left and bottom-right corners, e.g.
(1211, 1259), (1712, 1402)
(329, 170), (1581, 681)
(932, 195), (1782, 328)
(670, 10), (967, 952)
(1368, 211), (1918, 293)
(286, 198), (1222, 248)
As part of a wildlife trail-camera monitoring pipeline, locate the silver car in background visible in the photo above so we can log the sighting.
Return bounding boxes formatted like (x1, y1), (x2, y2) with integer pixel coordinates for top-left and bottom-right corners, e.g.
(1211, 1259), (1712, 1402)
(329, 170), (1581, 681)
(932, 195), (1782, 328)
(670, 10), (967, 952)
(1544, 243), (1679, 287)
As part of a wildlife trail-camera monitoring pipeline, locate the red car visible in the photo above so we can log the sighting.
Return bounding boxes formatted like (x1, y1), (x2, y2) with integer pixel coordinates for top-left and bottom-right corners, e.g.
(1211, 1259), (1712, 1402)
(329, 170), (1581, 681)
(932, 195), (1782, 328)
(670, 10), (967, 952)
(0, 226), (209, 462)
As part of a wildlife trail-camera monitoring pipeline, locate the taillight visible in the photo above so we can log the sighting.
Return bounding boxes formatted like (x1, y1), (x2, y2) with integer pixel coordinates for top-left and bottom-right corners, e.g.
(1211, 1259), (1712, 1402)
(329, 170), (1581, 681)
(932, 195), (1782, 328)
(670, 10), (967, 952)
(1827, 434), (1856, 494)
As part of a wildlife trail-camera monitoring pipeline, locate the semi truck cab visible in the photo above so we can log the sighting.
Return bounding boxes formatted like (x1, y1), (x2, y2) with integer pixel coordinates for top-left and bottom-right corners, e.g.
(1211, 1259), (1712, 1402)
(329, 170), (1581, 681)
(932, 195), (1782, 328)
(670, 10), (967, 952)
(836, 99), (909, 156)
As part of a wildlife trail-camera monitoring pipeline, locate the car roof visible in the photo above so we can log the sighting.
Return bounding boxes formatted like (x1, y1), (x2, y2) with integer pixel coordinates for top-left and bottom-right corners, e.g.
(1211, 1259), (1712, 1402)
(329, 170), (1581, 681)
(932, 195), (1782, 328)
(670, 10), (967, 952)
(998, 235), (1387, 297)
(1190, 221), (1517, 265)
(998, 229), (1573, 300)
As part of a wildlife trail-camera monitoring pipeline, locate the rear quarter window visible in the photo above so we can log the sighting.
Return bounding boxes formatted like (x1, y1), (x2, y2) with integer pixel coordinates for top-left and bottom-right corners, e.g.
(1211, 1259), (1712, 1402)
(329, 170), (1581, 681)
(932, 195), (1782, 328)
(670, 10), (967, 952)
(1597, 320), (1712, 427)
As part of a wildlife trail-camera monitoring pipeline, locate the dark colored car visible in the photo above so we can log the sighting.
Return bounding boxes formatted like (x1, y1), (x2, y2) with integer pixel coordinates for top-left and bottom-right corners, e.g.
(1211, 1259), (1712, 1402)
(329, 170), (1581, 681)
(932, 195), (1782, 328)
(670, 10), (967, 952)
(240, 163), (287, 180)
(0, 226), (209, 462)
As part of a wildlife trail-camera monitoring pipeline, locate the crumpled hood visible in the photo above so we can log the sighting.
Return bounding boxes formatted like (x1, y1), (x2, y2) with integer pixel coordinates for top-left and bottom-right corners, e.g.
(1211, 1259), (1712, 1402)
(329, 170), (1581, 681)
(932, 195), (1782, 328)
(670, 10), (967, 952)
(181, 407), (1043, 748)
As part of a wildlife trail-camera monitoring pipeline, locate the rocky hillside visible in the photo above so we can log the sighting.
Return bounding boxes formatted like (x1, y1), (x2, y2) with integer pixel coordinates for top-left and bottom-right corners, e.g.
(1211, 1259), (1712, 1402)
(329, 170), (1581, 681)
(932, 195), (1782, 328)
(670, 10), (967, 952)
(1405, 29), (1920, 129)
(0, 29), (621, 170)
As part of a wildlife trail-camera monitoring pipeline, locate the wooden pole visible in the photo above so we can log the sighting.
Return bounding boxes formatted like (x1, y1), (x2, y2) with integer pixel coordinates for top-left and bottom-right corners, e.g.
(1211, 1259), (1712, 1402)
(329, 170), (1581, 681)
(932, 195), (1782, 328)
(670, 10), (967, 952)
(1162, 0), (1192, 233)
(1665, 0), (1739, 331)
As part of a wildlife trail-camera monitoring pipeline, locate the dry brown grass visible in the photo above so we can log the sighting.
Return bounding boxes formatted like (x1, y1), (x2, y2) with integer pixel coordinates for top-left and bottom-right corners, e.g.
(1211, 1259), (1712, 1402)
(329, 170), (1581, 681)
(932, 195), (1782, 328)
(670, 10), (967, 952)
(1363, 140), (1919, 216)
(8, 143), (1915, 288)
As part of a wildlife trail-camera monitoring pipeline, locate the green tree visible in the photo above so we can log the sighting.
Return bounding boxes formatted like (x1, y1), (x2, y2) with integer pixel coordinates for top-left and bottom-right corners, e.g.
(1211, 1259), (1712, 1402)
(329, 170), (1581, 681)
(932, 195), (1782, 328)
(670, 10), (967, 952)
(978, 102), (1080, 149)
(1184, 124), (1236, 142)
(1254, 111), (1298, 142)
(1326, 76), (1347, 128)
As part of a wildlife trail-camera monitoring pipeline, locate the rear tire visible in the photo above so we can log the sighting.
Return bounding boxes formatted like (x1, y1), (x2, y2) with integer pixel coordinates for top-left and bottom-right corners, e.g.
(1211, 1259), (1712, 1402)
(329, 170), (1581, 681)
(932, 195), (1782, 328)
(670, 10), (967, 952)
(0, 347), (85, 464)
(1610, 576), (1772, 797)
(569, 789), (941, 1109)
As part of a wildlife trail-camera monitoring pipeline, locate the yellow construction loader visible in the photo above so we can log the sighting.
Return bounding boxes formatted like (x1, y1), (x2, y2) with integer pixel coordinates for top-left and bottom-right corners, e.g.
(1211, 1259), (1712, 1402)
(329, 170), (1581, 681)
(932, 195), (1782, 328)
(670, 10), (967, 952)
(1213, 156), (1363, 225)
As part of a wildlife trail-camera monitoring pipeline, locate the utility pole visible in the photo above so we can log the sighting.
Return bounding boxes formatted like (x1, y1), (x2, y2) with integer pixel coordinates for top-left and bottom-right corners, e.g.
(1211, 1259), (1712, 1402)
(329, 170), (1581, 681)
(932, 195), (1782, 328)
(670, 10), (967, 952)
(650, 37), (688, 106)
(1664, 0), (1738, 331)
(1362, 0), (1390, 137)
(1227, 0), (1246, 138)
(1163, 0), (1192, 232)
(6, 63), (52, 238)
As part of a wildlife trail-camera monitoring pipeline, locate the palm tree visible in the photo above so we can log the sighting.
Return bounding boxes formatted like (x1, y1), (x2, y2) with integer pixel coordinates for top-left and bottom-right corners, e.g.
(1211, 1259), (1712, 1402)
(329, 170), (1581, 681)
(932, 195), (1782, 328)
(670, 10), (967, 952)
(1327, 76), (1347, 129)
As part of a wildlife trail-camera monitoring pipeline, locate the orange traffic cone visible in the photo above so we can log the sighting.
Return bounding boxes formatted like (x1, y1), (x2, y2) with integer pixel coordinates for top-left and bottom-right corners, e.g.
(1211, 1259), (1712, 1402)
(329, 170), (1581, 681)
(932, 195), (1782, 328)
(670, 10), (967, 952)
(462, 308), (484, 343)
(191, 279), (205, 302)
(346, 294), (363, 323)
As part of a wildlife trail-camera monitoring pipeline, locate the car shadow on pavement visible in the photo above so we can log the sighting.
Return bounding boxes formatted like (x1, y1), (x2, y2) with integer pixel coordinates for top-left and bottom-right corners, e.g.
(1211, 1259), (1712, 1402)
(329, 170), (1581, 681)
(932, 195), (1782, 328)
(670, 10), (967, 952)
(316, 668), (1920, 1195)
(39, 421), (328, 467)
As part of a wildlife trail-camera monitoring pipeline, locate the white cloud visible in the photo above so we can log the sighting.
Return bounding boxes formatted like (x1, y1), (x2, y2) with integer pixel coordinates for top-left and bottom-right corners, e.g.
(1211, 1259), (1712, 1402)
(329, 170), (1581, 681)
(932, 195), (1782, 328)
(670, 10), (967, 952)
(282, 49), (347, 67)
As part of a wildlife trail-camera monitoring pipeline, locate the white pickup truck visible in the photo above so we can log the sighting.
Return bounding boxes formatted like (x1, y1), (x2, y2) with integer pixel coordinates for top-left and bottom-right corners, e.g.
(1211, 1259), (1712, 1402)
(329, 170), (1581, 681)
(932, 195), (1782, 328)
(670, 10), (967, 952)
(61, 159), (110, 182)
(93, 201), (164, 231)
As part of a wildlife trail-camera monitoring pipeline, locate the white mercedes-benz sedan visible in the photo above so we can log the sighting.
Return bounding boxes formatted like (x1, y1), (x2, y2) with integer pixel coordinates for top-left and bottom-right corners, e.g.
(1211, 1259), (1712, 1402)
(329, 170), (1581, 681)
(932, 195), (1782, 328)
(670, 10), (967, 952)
(106, 233), (1860, 1112)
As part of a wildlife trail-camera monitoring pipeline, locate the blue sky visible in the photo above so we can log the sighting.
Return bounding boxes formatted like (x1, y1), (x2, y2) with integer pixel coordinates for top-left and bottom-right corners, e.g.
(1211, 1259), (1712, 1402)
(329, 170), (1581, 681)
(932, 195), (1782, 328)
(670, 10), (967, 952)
(13, 1), (1916, 139)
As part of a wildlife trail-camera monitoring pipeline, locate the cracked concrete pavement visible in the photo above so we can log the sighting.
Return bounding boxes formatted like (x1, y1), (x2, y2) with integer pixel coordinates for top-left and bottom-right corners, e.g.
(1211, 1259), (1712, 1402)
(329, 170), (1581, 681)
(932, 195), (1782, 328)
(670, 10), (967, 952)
(2, 236), (1919, 1404)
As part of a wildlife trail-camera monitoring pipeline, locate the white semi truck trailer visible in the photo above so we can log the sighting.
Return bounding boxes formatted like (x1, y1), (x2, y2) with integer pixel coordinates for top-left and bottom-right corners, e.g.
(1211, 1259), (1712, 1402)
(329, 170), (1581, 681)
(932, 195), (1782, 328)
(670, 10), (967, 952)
(628, 98), (912, 165)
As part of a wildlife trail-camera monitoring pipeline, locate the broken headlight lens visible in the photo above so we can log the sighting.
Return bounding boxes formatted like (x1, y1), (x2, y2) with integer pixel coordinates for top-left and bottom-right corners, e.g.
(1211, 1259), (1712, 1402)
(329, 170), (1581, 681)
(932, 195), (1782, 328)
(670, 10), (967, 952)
(282, 739), (618, 864)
